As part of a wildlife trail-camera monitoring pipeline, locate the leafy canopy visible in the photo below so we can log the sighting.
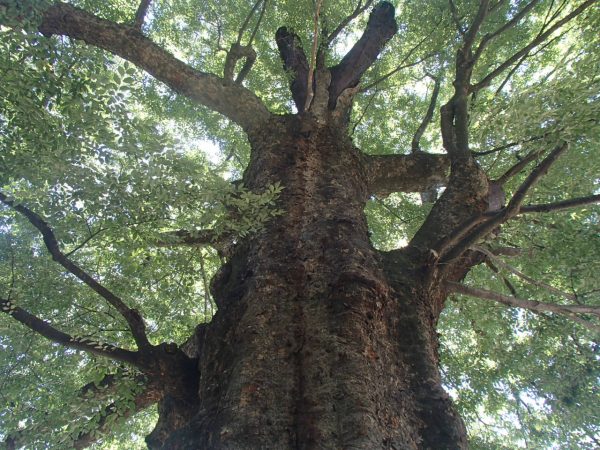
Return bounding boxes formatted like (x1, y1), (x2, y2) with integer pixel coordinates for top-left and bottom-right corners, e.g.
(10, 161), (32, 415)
(0, 0), (598, 448)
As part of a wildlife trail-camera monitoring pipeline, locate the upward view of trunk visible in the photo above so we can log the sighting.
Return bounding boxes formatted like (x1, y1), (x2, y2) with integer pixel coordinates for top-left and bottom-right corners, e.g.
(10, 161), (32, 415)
(3, 1), (596, 448)
(157, 116), (467, 449)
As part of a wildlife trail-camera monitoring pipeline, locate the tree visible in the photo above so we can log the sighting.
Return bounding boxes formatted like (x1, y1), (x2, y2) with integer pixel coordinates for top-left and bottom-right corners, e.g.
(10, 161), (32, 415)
(0, 0), (599, 448)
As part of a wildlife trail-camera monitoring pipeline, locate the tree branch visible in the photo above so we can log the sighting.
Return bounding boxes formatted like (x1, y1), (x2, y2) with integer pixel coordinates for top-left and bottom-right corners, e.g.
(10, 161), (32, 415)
(0, 192), (150, 349)
(365, 152), (450, 197)
(519, 194), (600, 214)
(132, 0), (152, 30)
(0, 297), (139, 365)
(276, 26), (310, 112)
(438, 142), (568, 264)
(411, 74), (441, 152)
(328, 1), (397, 108)
(473, 245), (577, 301)
(472, 0), (542, 63)
(31, 2), (270, 130)
(325, 0), (374, 46)
(471, 0), (596, 93)
(446, 282), (600, 333)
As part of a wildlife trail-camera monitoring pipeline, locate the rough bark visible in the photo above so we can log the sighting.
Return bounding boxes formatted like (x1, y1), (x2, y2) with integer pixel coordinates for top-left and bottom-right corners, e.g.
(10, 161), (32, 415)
(148, 116), (467, 449)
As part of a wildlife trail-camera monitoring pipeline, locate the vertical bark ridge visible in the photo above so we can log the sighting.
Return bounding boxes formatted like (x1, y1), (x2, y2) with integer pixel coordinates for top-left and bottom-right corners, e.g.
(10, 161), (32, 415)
(161, 116), (467, 449)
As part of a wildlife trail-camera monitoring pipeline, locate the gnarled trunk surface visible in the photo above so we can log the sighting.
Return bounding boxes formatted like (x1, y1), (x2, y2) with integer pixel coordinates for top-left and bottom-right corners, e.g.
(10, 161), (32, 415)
(154, 115), (467, 449)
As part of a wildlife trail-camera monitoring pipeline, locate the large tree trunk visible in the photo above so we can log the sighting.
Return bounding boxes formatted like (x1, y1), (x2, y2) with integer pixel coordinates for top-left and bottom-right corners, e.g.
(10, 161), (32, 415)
(155, 115), (467, 449)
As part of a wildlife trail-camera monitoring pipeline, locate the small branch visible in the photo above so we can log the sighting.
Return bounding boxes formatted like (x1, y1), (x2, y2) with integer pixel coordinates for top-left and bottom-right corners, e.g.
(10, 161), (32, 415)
(448, 0), (466, 35)
(359, 35), (437, 93)
(473, 245), (577, 301)
(495, 147), (546, 185)
(0, 193), (150, 349)
(446, 282), (600, 333)
(132, 0), (152, 30)
(411, 74), (441, 152)
(64, 226), (107, 257)
(0, 297), (139, 365)
(154, 228), (227, 248)
(519, 194), (600, 214)
(235, 0), (263, 45)
(472, 0), (542, 63)
(325, 0), (374, 46)
(305, 0), (324, 111)
(471, 0), (596, 93)
(72, 386), (159, 450)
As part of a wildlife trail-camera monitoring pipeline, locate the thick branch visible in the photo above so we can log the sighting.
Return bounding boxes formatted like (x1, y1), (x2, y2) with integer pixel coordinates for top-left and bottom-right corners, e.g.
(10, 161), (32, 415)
(33, 2), (269, 130)
(328, 1), (397, 108)
(0, 297), (139, 365)
(446, 282), (600, 333)
(365, 153), (450, 197)
(0, 193), (150, 348)
(438, 142), (568, 264)
(276, 27), (310, 112)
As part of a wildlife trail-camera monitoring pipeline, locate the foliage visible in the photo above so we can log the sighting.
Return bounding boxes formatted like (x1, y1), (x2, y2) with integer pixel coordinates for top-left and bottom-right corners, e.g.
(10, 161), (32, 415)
(0, 0), (598, 448)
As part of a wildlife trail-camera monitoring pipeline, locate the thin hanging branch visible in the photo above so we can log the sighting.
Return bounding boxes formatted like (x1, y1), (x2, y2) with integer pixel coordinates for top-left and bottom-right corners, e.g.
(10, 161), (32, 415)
(0, 192), (150, 349)
(446, 282), (600, 333)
